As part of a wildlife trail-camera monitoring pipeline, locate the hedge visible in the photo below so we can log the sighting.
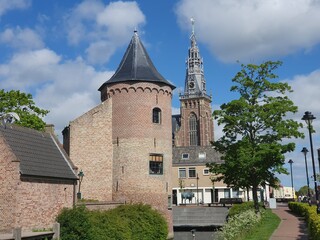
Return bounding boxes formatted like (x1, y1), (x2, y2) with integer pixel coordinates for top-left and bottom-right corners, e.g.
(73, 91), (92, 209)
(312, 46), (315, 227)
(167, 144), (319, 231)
(288, 202), (320, 239)
(56, 204), (168, 240)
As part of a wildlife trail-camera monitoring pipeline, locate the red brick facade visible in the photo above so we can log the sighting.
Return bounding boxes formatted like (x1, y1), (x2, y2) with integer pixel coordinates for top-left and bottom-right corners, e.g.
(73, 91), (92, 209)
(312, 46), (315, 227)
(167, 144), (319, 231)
(0, 137), (74, 233)
(68, 81), (174, 235)
(174, 97), (214, 147)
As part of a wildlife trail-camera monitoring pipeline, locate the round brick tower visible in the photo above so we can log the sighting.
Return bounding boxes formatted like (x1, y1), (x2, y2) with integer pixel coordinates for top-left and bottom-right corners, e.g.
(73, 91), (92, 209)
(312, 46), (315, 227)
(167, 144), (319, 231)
(99, 31), (175, 236)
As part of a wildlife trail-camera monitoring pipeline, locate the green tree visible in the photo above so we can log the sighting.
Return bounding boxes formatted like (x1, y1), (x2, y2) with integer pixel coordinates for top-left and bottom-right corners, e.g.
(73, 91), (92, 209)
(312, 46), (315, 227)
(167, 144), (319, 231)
(207, 61), (303, 212)
(0, 89), (49, 130)
(297, 185), (313, 196)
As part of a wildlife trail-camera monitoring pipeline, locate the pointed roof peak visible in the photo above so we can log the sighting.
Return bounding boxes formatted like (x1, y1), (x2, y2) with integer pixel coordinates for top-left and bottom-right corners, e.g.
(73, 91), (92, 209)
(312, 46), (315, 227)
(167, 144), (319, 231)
(99, 31), (175, 90)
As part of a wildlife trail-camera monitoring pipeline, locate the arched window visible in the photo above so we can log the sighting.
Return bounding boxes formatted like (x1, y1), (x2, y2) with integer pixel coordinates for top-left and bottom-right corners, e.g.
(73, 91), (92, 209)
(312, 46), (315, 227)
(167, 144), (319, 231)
(189, 113), (198, 146)
(152, 108), (161, 124)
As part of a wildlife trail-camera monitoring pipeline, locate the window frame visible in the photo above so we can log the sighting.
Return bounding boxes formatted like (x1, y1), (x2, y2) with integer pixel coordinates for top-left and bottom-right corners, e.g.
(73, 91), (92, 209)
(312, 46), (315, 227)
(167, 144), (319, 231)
(178, 168), (186, 178)
(203, 168), (209, 175)
(189, 113), (198, 146)
(152, 107), (161, 124)
(149, 154), (163, 175)
(181, 153), (189, 160)
(188, 167), (196, 178)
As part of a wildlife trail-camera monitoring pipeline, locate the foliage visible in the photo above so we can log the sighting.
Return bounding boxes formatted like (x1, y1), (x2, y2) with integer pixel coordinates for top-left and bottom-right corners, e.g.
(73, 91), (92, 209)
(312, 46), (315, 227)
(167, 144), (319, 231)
(56, 204), (168, 240)
(0, 89), (49, 130)
(56, 205), (94, 240)
(297, 185), (314, 196)
(107, 204), (168, 240)
(217, 202), (280, 240)
(208, 61), (303, 212)
(289, 202), (320, 239)
(216, 209), (263, 240)
(228, 201), (263, 217)
(243, 209), (280, 240)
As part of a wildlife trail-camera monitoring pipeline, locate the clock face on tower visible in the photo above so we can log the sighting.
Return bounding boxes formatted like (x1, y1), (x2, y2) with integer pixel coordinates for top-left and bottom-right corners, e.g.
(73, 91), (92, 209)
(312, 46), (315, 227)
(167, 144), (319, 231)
(189, 81), (195, 89)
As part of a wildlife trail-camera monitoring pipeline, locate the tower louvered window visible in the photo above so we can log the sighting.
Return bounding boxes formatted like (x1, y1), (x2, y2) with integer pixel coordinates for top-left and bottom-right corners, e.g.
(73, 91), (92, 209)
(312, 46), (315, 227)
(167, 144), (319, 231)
(189, 113), (198, 146)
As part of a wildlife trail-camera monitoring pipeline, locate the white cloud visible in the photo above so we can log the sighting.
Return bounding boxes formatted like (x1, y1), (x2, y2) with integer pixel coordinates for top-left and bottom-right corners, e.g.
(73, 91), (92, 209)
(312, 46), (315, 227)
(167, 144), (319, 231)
(96, 1), (145, 41)
(0, 27), (44, 50)
(175, 0), (320, 63)
(0, 49), (60, 90)
(86, 41), (116, 64)
(65, 0), (146, 65)
(0, 48), (114, 138)
(0, 0), (30, 16)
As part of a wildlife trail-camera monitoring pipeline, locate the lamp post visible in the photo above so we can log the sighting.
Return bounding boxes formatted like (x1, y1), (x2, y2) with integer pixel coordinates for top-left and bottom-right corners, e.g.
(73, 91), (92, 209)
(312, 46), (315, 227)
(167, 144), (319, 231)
(288, 159), (294, 201)
(77, 170), (84, 200)
(196, 173), (199, 205)
(301, 147), (311, 203)
(302, 111), (319, 213)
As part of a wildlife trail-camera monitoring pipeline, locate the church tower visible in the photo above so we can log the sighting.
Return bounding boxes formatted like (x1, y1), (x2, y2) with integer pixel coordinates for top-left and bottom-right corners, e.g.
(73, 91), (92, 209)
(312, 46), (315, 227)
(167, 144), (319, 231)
(174, 19), (214, 147)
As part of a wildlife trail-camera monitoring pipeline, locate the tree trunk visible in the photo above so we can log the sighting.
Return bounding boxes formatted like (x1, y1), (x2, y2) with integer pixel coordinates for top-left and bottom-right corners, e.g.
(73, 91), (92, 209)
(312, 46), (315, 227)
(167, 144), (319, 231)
(252, 184), (259, 213)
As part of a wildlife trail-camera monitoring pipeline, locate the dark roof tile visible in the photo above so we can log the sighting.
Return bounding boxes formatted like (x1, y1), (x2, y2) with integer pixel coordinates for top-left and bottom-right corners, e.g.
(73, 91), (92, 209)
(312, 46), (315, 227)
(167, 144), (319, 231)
(99, 31), (175, 91)
(0, 125), (77, 180)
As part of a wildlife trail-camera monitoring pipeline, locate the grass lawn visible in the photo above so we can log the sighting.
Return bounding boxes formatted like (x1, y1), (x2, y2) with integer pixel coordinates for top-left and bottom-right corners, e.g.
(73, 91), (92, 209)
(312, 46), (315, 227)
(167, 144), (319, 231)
(242, 209), (281, 240)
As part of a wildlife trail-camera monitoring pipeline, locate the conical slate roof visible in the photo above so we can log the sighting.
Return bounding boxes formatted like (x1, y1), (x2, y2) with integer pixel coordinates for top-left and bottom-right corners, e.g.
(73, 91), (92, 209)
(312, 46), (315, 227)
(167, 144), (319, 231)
(99, 31), (175, 90)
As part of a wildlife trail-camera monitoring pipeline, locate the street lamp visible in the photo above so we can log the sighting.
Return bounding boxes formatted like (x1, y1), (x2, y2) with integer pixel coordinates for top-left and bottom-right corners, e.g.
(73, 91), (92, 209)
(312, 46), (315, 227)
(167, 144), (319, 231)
(77, 170), (84, 200)
(301, 147), (311, 203)
(302, 111), (319, 213)
(288, 159), (294, 201)
(196, 173), (199, 205)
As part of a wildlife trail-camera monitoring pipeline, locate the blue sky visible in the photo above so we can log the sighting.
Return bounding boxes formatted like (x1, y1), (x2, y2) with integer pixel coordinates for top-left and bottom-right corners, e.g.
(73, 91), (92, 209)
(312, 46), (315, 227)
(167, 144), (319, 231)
(1, 0), (320, 191)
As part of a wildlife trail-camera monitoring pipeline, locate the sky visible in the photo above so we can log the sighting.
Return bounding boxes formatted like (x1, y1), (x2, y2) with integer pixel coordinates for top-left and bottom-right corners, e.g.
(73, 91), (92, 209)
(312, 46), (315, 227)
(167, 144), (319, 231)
(1, 0), (320, 191)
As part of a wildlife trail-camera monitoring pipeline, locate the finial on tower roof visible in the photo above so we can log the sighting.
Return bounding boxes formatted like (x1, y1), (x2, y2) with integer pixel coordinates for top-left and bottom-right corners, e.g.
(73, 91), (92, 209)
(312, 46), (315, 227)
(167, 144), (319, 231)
(134, 27), (138, 35)
(190, 17), (195, 34)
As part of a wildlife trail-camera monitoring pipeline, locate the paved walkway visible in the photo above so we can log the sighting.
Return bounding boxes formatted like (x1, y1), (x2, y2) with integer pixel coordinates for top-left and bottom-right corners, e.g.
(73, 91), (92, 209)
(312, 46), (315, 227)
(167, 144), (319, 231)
(270, 203), (309, 240)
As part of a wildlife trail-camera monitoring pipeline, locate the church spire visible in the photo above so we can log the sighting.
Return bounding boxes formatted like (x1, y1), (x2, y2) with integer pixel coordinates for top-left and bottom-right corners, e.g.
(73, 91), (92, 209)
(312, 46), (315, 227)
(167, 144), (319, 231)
(181, 18), (210, 101)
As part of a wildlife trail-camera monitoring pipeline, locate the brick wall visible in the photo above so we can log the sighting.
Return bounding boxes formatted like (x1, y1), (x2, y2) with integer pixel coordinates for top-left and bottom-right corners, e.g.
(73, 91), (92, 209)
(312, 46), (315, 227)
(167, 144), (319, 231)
(69, 100), (113, 201)
(15, 178), (74, 231)
(108, 82), (173, 234)
(0, 137), (20, 233)
(0, 137), (75, 233)
(175, 97), (214, 147)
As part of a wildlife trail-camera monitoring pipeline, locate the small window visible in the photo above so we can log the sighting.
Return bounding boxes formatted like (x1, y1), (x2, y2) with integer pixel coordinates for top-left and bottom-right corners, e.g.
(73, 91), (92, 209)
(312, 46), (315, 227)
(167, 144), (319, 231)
(168, 195), (172, 209)
(203, 168), (209, 175)
(199, 152), (206, 159)
(188, 167), (196, 178)
(149, 154), (163, 175)
(152, 108), (161, 124)
(182, 153), (189, 160)
(179, 168), (186, 178)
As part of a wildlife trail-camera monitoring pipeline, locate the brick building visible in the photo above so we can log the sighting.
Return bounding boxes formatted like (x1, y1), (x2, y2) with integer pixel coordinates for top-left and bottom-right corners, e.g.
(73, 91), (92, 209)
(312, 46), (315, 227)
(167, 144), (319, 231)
(63, 30), (175, 236)
(172, 20), (269, 205)
(0, 124), (77, 233)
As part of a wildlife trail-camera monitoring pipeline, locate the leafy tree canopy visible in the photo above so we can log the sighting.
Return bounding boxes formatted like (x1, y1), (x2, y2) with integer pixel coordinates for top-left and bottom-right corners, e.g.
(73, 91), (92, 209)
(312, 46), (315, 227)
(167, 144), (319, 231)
(297, 185), (314, 196)
(0, 89), (49, 131)
(207, 61), (303, 211)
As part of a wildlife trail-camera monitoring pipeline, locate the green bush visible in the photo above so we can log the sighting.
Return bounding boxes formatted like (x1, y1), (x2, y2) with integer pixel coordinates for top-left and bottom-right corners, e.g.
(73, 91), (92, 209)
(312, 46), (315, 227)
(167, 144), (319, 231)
(56, 205), (94, 240)
(288, 202), (320, 239)
(217, 209), (262, 240)
(56, 204), (168, 240)
(228, 202), (264, 217)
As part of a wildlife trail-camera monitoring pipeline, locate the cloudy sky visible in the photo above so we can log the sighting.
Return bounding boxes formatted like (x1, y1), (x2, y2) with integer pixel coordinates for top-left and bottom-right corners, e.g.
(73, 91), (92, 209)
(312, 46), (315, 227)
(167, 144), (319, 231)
(1, 0), (320, 190)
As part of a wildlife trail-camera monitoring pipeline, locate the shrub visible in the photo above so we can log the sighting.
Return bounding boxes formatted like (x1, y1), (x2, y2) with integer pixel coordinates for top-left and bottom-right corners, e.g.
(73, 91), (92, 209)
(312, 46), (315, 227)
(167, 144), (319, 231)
(108, 204), (168, 240)
(56, 204), (168, 240)
(56, 205), (94, 240)
(217, 209), (262, 240)
(228, 201), (264, 217)
(289, 202), (320, 239)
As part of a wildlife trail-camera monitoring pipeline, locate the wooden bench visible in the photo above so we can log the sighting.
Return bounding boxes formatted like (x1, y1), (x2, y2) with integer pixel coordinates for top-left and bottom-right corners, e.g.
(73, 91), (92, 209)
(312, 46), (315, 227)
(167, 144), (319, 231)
(219, 198), (243, 207)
